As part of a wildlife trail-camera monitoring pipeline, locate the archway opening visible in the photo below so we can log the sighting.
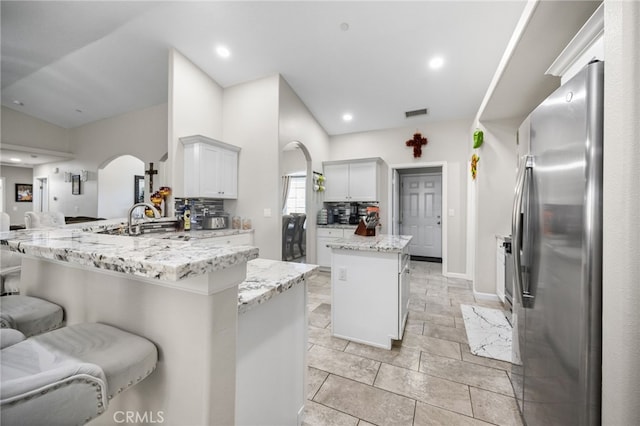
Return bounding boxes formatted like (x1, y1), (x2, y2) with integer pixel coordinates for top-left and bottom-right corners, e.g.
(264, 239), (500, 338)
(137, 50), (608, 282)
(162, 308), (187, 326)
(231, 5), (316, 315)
(281, 141), (312, 262)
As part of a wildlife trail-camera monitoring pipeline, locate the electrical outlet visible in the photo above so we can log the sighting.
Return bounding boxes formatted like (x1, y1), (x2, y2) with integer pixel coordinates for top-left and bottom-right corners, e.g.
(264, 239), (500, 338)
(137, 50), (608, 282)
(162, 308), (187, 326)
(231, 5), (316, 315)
(338, 267), (347, 281)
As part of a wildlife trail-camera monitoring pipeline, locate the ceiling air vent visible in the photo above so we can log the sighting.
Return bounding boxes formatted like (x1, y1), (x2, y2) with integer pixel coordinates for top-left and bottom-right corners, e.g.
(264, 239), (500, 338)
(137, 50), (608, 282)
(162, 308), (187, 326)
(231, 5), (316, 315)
(405, 108), (428, 118)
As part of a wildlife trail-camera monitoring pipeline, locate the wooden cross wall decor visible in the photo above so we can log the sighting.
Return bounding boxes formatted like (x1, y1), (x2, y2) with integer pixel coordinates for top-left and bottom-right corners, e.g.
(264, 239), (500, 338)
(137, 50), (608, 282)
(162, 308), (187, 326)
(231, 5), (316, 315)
(406, 132), (428, 158)
(145, 162), (158, 193)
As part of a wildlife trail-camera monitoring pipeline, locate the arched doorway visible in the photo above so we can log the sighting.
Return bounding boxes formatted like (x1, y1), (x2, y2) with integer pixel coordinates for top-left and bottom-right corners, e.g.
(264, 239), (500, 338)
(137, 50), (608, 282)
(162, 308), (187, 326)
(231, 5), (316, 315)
(281, 141), (312, 262)
(97, 154), (144, 219)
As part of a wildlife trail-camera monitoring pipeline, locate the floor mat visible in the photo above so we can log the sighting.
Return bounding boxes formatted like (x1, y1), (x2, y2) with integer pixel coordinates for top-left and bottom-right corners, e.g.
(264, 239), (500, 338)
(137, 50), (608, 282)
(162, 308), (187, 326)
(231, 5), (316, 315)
(461, 304), (512, 363)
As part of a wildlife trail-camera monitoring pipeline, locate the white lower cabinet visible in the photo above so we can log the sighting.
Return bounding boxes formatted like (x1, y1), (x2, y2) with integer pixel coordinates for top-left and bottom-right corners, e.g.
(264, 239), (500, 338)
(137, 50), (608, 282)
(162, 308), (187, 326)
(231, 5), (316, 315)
(331, 246), (410, 349)
(316, 228), (345, 270)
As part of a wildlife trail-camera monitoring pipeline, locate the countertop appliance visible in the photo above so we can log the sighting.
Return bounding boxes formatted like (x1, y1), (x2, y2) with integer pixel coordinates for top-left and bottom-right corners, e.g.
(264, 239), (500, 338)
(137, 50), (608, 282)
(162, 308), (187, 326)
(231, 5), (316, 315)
(511, 60), (603, 426)
(201, 212), (229, 230)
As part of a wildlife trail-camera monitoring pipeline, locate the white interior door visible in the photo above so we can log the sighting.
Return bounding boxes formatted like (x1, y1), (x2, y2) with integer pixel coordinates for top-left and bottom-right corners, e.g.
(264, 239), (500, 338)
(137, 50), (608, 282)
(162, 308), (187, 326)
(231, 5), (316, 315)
(400, 173), (442, 258)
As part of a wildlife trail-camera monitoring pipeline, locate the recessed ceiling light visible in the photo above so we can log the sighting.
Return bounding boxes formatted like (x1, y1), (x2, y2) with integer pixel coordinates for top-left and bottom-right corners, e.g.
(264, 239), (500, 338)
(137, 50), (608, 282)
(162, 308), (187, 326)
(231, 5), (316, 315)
(340, 22), (350, 31)
(75, 109), (83, 113)
(342, 113), (353, 122)
(12, 100), (24, 106)
(216, 46), (231, 58)
(429, 56), (444, 69)
(10, 158), (22, 162)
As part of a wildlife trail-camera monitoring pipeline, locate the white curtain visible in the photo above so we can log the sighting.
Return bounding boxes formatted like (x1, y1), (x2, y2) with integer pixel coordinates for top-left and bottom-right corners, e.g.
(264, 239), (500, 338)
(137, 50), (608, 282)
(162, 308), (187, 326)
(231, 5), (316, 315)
(281, 175), (291, 213)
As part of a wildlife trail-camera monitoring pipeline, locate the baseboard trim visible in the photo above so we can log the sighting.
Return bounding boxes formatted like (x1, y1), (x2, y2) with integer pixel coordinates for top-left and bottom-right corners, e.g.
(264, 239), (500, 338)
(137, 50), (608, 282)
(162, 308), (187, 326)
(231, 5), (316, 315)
(473, 291), (500, 301)
(444, 272), (470, 280)
(410, 255), (442, 263)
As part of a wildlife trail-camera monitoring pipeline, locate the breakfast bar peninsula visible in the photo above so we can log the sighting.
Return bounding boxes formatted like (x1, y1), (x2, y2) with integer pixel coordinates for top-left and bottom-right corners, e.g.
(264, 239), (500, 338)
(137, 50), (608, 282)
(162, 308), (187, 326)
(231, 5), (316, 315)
(1, 225), (258, 425)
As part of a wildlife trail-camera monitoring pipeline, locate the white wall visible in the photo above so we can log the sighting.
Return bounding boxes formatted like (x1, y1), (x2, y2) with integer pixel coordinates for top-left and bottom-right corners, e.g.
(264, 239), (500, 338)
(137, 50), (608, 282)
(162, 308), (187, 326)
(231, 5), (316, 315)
(278, 76), (331, 264)
(281, 148), (307, 176)
(602, 1), (640, 424)
(328, 120), (470, 275)
(31, 103), (167, 217)
(98, 155), (145, 219)
(168, 48), (224, 203)
(223, 75), (281, 260)
(0, 166), (34, 225)
(472, 118), (520, 295)
(1, 106), (70, 152)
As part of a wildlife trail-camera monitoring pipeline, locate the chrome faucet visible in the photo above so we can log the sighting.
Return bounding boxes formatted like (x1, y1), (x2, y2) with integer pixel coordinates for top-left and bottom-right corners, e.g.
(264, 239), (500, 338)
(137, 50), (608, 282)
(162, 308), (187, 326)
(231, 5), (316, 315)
(128, 203), (161, 235)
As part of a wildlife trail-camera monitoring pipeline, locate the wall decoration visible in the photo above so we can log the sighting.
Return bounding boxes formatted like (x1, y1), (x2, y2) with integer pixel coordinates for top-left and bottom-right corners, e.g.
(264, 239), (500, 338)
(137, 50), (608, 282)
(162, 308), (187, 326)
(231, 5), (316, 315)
(313, 171), (325, 192)
(72, 175), (81, 195)
(471, 154), (480, 180)
(473, 129), (484, 148)
(15, 183), (33, 202)
(405, 132), (428, 158)
(134, 175), (145, 203)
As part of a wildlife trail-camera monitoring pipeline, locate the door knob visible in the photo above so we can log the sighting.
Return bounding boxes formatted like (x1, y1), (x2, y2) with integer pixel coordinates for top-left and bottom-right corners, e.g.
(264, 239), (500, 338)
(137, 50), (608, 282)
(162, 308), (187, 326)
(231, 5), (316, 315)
(437, 221), (441, 225)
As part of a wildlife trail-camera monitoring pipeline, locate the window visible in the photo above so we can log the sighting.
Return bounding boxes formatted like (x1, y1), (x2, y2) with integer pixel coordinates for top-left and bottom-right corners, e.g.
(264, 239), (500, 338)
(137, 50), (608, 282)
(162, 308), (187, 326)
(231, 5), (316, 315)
(285, 176), (306, 214)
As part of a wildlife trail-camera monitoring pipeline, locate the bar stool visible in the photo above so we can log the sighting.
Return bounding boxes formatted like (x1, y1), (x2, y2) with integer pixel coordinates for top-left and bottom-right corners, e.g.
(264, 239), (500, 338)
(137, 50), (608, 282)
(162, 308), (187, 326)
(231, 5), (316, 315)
(0, 295), (64, 337)
(1, 322), (158, 425)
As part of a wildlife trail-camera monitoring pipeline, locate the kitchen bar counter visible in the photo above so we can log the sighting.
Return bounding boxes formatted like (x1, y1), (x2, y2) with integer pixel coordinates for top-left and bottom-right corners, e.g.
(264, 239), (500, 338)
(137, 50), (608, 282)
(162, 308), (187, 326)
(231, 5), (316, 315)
(0, 223), (259, 424)
(239, 258), (318, 314)
(326, 234), (412, 253)
(0, 228), (257, 285)
(236, 258), (317, 425)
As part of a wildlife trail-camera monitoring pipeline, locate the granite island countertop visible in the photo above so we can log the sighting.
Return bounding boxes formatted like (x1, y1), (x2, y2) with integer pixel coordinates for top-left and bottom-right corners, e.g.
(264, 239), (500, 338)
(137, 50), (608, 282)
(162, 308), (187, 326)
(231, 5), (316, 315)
(326, 234), (412, 253)
(0, 227), (258, 282)
(238, 258), (318, 315)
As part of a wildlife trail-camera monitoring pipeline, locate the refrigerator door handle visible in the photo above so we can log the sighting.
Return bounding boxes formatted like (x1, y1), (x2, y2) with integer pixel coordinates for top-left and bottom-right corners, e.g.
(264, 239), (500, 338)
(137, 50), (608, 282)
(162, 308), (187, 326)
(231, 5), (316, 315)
(512, 155), (533, 307)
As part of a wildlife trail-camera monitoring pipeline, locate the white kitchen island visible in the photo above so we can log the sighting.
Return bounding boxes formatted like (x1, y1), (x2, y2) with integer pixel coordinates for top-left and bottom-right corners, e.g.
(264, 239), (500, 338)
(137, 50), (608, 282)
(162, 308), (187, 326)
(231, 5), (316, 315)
(327, 234), (412, 350)
(0, 226), (258, 425)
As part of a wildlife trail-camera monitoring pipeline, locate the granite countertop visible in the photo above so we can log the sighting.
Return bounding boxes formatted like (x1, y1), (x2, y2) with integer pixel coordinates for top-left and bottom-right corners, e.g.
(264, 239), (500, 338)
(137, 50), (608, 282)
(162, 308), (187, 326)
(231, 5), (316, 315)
(73, 218), (254, 241)
(238, 258), (318, 315)
(326, 234), (412, 253)
(317, 224), (358, 229)
(0, 227), (258, 282)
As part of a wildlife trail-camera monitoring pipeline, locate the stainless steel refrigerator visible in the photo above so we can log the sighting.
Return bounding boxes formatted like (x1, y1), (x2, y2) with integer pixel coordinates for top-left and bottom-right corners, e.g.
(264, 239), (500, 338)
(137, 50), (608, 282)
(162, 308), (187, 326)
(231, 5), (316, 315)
(511, 60), (603, 426)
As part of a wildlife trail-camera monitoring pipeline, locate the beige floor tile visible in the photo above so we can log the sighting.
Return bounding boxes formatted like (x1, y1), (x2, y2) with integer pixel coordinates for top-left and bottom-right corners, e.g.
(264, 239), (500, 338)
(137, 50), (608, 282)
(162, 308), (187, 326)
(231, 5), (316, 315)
(470, 387), (524, 426)
(307, 366), (329, 399)
(303, 400), (359, 426)
(309, 325), (350, 351)
(413, 402), (494, 426)
(357, 421), (376, 426)
(422, 322), (469, 344)
(308, 345), (380, 385)
(309, 303), (332, 328)
(408, 299), (427, 312)
(408, 310), (456, 327)
(401, 332), (462, 360)
(405, 318), (425, 335)
(375, 363), (472, 416)
(425, 302), (461, 318)
(344, 341), (421, 371)
(419, 352), (514, 396)
(314, 374), (416, 426)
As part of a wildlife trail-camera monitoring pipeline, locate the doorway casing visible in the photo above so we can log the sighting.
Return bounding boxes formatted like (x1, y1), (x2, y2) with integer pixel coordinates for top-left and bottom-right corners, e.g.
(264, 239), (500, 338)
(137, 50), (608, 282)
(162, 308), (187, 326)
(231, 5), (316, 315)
(389, 161), (460, 279)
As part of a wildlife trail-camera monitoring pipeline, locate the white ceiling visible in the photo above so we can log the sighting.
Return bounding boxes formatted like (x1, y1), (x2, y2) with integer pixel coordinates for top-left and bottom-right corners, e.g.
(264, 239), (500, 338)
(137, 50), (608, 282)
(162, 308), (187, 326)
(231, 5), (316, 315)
(1, 1), (526, 142)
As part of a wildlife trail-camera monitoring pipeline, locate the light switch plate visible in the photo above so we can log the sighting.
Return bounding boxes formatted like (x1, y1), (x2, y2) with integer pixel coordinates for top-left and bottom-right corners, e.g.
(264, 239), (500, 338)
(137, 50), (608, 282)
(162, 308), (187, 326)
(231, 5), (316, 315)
(263, 208), (272, 217)
(448, 208), (455, 216)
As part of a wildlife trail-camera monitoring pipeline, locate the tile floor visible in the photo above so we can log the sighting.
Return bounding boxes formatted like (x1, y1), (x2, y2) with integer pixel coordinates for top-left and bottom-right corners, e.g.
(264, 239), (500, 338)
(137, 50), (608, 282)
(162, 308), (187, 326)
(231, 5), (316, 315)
(304, 261), (524, 426)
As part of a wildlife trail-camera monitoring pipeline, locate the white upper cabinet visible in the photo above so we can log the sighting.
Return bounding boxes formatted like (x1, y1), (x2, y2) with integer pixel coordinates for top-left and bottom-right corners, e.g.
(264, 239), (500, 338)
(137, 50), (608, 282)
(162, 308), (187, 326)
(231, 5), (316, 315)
(180, 135), (240, 199)
(323, 158), (381, 202)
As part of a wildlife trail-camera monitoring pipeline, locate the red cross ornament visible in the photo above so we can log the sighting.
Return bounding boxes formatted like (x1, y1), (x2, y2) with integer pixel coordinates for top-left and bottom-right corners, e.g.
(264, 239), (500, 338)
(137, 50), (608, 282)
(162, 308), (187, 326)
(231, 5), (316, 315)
(406, 132), (428, 158)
